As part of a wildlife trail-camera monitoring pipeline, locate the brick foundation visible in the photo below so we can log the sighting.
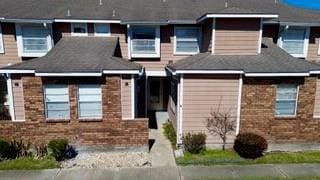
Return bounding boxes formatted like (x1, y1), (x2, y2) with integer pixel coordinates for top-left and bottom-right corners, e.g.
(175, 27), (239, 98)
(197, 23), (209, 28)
(240, 76), (320, 144)
(0, 75), (149, 147)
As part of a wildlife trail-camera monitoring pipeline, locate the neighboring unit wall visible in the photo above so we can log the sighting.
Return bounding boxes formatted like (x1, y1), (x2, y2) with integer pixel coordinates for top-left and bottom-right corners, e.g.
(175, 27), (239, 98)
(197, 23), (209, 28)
(307, 27), (320, 63)
(214, 18), (260, 55)
(11, 76), (25, 120)
(314, 78), (320, 117)
(182, 75), (240, 146)
(0, 23), (22, 68)
(168, 77), (178, 130)
(121, 75), (132, 119)
(0, 75), (148, 147)
(240, 77), (320, 144)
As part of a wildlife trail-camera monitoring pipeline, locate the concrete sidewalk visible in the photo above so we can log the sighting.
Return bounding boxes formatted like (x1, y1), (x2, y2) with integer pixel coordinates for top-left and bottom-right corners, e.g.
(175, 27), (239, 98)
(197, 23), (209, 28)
(0, 164), (320, 180)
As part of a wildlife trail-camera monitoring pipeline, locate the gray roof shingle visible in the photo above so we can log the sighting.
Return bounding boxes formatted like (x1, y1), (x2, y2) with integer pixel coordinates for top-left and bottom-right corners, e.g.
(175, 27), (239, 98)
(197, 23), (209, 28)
(0, 0), (319, 24)
(1, 37), (141, 73)
(167, 38), (320, 74)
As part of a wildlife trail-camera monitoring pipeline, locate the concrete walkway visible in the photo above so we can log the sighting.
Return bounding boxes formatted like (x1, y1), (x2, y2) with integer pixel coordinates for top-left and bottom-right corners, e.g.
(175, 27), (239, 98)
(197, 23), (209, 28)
(149, 111), (176, 167)
(0, 164), (320, 180)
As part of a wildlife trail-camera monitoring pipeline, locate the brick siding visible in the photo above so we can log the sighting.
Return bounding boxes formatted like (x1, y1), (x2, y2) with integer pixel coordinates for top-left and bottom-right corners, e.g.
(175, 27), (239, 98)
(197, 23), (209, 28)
(0, 75), (149, 147)
(240, 77), (320, 143)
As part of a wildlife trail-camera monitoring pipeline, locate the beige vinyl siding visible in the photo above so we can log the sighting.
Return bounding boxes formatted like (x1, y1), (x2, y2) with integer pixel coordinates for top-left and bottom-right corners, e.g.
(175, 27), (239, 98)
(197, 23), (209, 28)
(307, 27), (320, 63)
(314, 78), (320, 117)
(168, 78), (178, 130)
(215, 18), (260, 55)
(121, 75), (132, 119)
(12, 77), (25, 120)
(0, 23), (22, 68)
(182, 75), (240, 146)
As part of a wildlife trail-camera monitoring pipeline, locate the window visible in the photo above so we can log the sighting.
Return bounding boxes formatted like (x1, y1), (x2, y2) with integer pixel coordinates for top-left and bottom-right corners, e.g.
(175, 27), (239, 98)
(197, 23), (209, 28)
(16, 24), (53, 57)
(71, 23), (88, 36)
(278, 26), (310, 58)
(0, 24), (4, 53)
(174, 27), (200, 54)
(275, 84), (298, 117)
(78, 85), (102, 119)
(130, 26), (160, 58)
(94, 23), (110, 36)
(44, 85), (70, 119)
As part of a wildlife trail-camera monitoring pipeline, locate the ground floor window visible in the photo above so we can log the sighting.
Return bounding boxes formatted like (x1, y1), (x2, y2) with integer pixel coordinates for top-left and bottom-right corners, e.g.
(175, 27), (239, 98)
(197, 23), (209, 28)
(275, 84), (298, 117)
(44, 84), (70, 119)
(78, 85), (102, 119)
(0, 75), (10, 120)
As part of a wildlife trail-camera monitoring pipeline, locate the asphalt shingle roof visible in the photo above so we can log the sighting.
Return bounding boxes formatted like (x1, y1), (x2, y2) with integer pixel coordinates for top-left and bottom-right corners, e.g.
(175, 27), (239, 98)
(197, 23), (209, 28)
(167, 38), (320, 73)
(1, 37), (141, 73)
(0, 0), (319, 23)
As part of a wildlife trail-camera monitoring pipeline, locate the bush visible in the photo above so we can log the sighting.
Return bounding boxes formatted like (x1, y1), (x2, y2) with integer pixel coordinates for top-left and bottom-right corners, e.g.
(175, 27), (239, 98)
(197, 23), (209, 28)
(8, 139), (31, 159)
(0, 140), (10, 160)
(163, 120), (177, 147)
(34, 143), (48, 159)
(233, 133), (268, 159)
(48, 139), (77, 161)
(183, 132), (206, 154)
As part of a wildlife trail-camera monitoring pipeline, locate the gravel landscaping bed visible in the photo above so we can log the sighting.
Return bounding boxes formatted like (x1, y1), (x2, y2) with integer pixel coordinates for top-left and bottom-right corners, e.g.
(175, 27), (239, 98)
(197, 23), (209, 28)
(61, 152), (152, 169)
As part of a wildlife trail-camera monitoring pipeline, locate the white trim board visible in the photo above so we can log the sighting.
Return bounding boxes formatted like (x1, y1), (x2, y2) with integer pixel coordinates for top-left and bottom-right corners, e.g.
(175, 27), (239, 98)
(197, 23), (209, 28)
(131, 75), (135, 119)
(54, 19), (120, 23)
(6, 74), (15, 121)
(145, 70), (167, 77)
(198, 14), (279, 22)
(245, 73), (310, 77)
(35, 73), (102, 77)
(236, 75), (243, 135)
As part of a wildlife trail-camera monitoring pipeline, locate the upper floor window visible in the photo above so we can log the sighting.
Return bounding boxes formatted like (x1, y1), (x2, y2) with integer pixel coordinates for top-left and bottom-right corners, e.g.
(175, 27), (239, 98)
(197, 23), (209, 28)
(0, 24), (4, 53)
(275, 84), (298, 117)
(278, 26), (310, 58)
(78, 85), (102, 119)
(94, 23), (110, 37)
(44, 84), (70, 120)
(129, 26), (160, 58)
(71, 23), (88, 36)
(16, 23), (53, 57)
(174, 27), (200, 55)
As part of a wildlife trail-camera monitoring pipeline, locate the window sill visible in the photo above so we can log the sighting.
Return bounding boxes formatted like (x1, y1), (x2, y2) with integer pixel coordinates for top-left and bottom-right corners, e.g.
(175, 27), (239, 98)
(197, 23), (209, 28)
(131, 53), (160, 58)
(20, 52), (48, 58)
(275, 115), (297, 120)
(78, 118), (103, 122)
(46, 119), (70, 123)
(174, 52), (199, 56)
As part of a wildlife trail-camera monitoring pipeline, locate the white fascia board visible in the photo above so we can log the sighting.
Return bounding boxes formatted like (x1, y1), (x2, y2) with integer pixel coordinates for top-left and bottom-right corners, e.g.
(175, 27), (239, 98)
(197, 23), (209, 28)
(35, 73), (102, 77)
(54, 19), (121, 23)
(0, 70), (35, 74)
(175, 70), (244, 74)
(2, 18), (53, 23)
(103, 70), (140, 74)
(198, 14), (279, 22)
(145, 70), (167, 77)
(245, 73), (310, 77)
(309, 71), (320, 74)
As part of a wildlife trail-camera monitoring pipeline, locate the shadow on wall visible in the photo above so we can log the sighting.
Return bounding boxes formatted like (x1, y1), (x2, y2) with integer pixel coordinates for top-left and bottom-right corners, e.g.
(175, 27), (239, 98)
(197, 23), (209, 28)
(0, 78), (10, 120)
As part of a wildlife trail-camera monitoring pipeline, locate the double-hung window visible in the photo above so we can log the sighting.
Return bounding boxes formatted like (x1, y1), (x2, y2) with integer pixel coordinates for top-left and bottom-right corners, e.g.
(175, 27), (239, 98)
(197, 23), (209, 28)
(94, 23), (110, 36)
(71, 23), (88, 36)
(44, 85), (70, 120)
(275, 84), (298, 117)
(130, 26), (160, 58)
(78, 85), (102, 119)
(174, 27), (200, 55)
(0, 24), (4, 53)
(16, 24), (53, 57)
(278, 26), (310, 58)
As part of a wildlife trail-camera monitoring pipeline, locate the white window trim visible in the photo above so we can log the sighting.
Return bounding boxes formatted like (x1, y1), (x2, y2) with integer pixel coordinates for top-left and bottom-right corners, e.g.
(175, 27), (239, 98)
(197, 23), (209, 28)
(94, 23), (111, 37)
(15, 23), (53, 57)
(211, 18), (216, 54)
(44, 84), (70, 120)
(173, 26), (201, 55)
(275, 84), (299, 118)
(77, 84), (102, 119)
(277, 26), (310, 58)
(71, 23), (88, 36)
(129, 25), (160, 58)
(0, 23), (4, 53)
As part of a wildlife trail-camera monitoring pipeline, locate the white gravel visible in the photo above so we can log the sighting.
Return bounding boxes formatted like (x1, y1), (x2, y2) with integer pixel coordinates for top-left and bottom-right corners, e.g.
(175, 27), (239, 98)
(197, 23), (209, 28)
(61, 152), (152, 169)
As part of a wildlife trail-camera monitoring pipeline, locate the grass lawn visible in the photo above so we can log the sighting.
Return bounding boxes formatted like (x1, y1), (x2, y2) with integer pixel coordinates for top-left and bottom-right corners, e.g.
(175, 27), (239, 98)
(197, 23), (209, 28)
(0, 157), (59, 170)
(176, 150), (320, 166)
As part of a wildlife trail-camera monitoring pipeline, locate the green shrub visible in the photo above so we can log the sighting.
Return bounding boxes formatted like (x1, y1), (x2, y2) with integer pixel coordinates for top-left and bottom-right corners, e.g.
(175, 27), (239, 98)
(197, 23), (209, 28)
(48, 139), (77, 161)
(0, 140), (10, 160)
(183, 132), (206, 154)
(34, 143), (48, 159)
(9, 139), (31, 158)
(163, 120), (177, 147)
(233, 133), (268, 159)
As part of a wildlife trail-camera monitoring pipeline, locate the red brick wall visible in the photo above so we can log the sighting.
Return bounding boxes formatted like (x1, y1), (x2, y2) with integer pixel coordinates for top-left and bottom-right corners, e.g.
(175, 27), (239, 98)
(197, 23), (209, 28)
(0, 75), (149, 147)
(240, 77), (320, 143)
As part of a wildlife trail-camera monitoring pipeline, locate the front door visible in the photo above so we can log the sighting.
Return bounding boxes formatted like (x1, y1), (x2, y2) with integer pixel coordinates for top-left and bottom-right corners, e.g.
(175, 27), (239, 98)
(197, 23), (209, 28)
(148, 79), (163, 110)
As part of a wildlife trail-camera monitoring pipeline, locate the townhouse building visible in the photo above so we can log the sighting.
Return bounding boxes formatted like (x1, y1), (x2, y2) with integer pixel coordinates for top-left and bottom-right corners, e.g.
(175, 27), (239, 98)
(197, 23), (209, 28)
(0, 0), (320, 150)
